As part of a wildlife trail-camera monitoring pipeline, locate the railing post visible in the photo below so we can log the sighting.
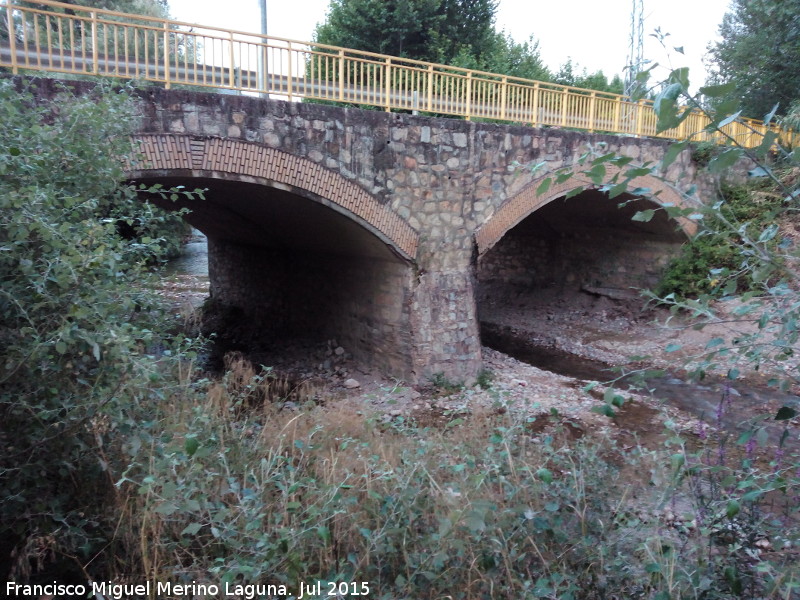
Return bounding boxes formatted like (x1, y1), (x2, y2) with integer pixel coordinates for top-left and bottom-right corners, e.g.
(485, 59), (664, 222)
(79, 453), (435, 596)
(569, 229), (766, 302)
(163, 21), (170, 89)
(531, 82), (539, 126)
(613, 96), (621, 133)
(635, 99), (644, 137)
(384, 57), (391, 111)
(6, 5), (17, 74)
(465, 71), (472, 120)
(338, 49), (344, 101)
(228, 31), (235, 88)
(261, 40), (269, 95)
(677, 112), (687, 141)
(500, 75), (507, 121)
(588, 91), (596, 132)
(90, 10), (98, 74)
(560, 87), (568, 127)
(427, 64), (433, 112)
(287, 41), (293, 101)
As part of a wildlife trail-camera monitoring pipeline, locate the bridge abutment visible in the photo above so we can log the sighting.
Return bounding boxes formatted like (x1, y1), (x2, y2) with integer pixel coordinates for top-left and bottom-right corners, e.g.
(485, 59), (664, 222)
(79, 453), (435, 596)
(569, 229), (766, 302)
(206, 237), (416, 378)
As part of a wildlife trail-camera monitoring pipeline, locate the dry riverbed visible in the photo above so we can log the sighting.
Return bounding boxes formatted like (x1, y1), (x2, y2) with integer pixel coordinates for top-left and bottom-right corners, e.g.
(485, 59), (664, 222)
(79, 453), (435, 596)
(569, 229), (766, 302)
(157, 269), (798, 452)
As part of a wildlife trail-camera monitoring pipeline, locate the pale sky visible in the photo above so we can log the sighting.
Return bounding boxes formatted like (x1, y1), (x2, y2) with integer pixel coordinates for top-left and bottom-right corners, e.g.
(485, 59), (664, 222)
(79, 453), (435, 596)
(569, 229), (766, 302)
(167, 0), (731, 89)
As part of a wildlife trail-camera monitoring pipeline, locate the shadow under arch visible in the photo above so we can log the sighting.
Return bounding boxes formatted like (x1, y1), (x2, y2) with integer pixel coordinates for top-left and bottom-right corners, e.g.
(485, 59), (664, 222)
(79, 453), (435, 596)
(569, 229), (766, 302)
(128, 134), (422, 378)
(127, 134), (419, 261)
(474, 166), (695, 368)
(476, 167), (695, 256)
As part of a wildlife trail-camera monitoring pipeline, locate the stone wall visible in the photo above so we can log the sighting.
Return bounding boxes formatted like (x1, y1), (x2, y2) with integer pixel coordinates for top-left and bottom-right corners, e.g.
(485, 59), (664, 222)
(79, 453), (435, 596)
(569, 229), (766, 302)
(207, 239), (417, 378)
(132, 86), (702, 271)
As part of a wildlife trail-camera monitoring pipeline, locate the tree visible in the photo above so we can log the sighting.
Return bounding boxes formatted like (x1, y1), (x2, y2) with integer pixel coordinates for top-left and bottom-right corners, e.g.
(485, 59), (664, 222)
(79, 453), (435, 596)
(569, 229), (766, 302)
(315, 0), (443, 61)
(314, 0), (498, 65)
(13, 0), (169, 18)
(431, 0), (498, 64)
(451, 32), (550, 82)
(554, 58), (624, 94)
(707, 0), (800, 119)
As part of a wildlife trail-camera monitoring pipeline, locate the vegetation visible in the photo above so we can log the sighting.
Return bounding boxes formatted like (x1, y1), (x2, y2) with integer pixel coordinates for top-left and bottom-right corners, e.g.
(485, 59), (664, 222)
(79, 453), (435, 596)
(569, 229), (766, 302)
(0, 79), (196, 581)
(706, 0), (800, 119)
(656, 177), (784, 298)
(13, 0), (170, 18)
(119, 358), (800, 599)
(314, 0), (498, 65)
(553, 58), (624, 95)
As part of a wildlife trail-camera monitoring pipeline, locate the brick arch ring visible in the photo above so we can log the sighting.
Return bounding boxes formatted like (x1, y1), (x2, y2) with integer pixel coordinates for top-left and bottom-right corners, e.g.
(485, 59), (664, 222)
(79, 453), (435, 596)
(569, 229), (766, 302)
(475, 166), (697, 255)
(126, 134), (419, 261)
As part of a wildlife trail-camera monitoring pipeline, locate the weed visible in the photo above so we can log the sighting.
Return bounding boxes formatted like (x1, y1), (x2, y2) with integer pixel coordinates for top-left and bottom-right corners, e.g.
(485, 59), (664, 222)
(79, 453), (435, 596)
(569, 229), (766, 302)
(656, 178), (784, 298)
(429, 372), (464, 394)
(476, 368), (495, 389)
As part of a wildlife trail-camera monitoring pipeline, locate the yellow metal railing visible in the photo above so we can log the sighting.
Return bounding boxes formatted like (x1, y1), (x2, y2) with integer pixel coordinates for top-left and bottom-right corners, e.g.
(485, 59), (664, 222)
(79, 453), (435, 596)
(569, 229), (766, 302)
(0, 0), (792, 147)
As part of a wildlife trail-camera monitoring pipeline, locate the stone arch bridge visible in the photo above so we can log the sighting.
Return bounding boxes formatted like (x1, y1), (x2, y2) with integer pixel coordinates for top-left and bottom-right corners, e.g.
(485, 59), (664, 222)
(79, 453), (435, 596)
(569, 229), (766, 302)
(113, 84), (707, 383)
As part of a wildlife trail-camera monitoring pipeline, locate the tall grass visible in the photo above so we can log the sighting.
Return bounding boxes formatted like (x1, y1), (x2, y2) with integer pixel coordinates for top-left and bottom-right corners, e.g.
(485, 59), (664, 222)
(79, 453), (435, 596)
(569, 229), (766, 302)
(112, 355), (800, 599)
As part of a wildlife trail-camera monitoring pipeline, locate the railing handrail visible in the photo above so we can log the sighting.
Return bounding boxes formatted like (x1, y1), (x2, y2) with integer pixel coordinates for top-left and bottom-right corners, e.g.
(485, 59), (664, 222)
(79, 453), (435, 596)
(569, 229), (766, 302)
(0, 0), (791, 146)
(4, 0), (622, 94)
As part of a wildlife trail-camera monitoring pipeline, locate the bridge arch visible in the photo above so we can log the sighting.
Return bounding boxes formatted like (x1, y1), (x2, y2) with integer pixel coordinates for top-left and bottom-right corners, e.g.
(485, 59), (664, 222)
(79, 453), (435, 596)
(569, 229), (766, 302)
(476, 168), (694, 255)
(129, 134), (422, 379)
(475, 167), (695, 353)
(127, 134), (419, 261)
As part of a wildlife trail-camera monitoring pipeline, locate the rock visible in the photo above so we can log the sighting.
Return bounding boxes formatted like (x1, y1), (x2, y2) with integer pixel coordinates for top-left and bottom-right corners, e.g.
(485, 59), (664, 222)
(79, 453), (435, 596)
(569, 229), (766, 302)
(334, 346), (346, 356)
(411, 390), (421, 400)
(343, 378), (361, 389)
(511, 378), (527, 387)
(389, 409), (402, 417)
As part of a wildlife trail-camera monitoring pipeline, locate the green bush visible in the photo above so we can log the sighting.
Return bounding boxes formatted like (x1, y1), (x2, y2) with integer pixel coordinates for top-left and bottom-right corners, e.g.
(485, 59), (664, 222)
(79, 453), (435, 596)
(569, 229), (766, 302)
(0, 78), (197, 580)
(656, 178), (783, 298)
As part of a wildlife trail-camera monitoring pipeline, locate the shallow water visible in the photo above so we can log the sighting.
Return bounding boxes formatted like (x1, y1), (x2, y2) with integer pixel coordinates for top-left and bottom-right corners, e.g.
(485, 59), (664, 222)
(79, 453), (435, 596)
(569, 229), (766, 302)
(164, 229), (209, 278)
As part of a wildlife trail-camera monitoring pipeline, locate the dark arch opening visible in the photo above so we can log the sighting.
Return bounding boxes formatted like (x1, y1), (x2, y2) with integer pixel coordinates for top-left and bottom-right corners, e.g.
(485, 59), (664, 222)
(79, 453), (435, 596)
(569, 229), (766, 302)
(139, 175), (417, 378)
(477, 190), (686, 354)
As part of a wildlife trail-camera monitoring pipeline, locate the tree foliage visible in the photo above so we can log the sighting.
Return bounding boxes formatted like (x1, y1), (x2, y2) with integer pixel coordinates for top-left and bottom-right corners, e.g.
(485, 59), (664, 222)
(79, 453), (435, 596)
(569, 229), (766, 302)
(707, 0), (800, 119)
(0, 79), (195, 580)
(316, 0), (450, 62)
(15, 0), (170, 18)
(554, 58), (624, 94)
(315, 0), (525, 68)
(450, 31), (550, 82)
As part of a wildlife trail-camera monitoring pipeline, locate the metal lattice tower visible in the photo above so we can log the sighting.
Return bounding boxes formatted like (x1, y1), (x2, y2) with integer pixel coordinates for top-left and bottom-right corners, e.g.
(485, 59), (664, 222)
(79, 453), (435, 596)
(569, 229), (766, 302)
(624, 0), (644, 98)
